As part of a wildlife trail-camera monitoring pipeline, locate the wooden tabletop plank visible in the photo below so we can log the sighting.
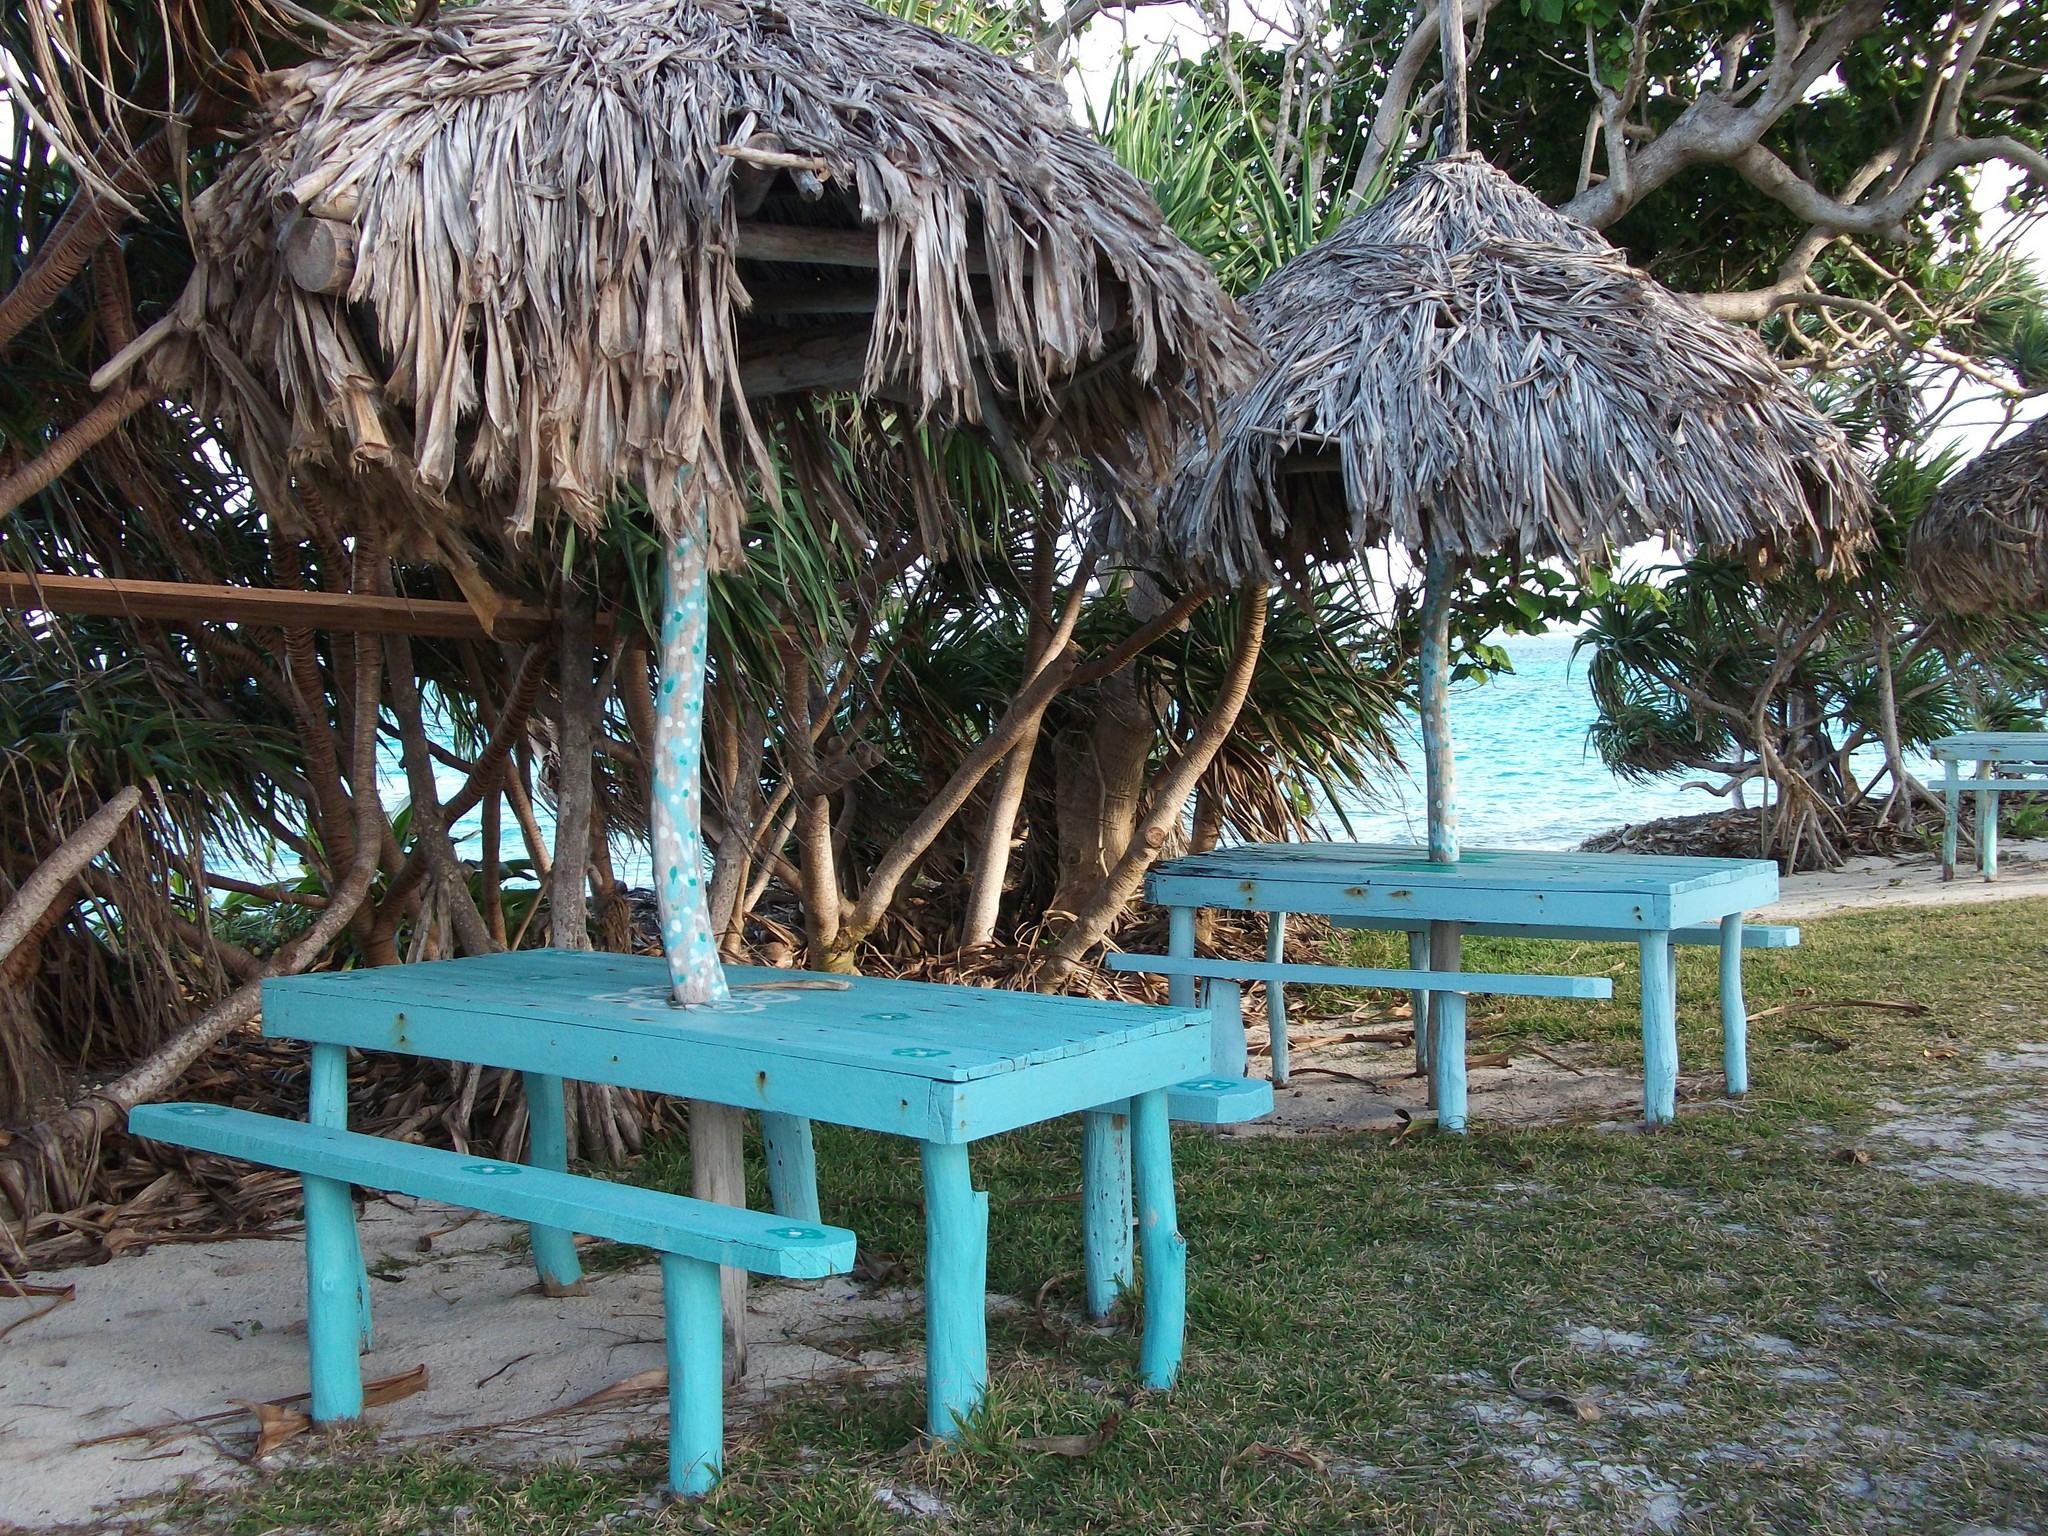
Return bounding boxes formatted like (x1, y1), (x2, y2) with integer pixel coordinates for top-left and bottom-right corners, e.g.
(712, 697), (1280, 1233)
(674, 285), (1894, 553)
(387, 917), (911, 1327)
(265, 952), (1205, 1083)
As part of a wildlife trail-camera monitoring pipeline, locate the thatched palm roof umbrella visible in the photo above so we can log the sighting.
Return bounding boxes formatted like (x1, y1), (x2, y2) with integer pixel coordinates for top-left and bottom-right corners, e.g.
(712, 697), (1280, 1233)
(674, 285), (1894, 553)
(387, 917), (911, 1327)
(1907, 415), (2048, 614)
(115, 0), (1253, 1009)
(1153, 153), (1873, 874)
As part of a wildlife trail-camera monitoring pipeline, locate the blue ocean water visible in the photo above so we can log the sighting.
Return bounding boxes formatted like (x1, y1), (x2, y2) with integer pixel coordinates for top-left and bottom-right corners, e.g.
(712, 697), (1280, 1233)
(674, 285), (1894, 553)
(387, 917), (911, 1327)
(1317, 630), (1719, 849)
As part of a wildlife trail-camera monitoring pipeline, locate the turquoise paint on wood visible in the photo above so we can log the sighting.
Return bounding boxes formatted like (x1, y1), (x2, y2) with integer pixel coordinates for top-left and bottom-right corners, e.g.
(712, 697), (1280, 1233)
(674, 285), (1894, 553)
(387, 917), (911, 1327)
(302, 1171), (364, 1422)
(1264, 913), (1290, 1085)
(1720, 914), (1748, 1095)
(1166, 905), (1197, 1009)
(1331, 915), (1799, 948)
(661, 1252), (725, 1496)
(1432, 991), (1468, 1133)
(1407, 927), (1431, 1077)
(1129, 1088), (1186, 1387)
(1104, 952), (1613, 999)
(306, 1042), (371, 1349)
(1080, 1108), (1132, 1319)
(522, 1072), (585, 1292)
(1162, 1076), (1273, 1124)
(760, 1112), (821, 1224)
(920, 1140), (989, 1438)
(654, 523), (729, 1007)
(1639, 932), (1678, 1125)
(130, 1106), (855, 1276)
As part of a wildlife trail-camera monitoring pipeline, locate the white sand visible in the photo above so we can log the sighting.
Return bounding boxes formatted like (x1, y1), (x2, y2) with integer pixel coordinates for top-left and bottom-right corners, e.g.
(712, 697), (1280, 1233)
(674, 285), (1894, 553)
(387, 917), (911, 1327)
(0, 1196), (907, 1532)
(1756, 841), (2048, 922)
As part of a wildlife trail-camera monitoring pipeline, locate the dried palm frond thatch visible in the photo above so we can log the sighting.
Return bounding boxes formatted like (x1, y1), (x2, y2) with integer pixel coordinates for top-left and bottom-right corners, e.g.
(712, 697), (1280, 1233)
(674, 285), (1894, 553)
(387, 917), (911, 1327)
(1144, 156), (1872, 585)
(1907, 415), (2048, 614)
(118, 0), (1254, 564)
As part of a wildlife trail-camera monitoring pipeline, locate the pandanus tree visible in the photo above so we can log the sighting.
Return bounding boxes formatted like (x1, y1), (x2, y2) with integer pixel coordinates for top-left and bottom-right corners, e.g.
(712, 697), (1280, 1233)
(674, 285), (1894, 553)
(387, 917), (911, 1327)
(1137, 10), (1873, 1063)
(118, 0), (1254, 1004)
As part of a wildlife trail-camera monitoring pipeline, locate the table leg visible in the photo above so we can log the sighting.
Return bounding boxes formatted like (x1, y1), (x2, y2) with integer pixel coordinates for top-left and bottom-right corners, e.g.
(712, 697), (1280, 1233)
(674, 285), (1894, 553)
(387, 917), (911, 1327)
(1720, 914), (1748, 1097)
(1942, 759), (1959, 881)
(303, 1171), (364, 1422)
(1432, 991), (1467, 1133)
(919, 1140), (989, 1439)
(1204, 979), (1247, 1076)
(761, 1113), (821, 1224)
(1266, 913), (1290, 1086)
(1129, 1087), (1186, 1389)
(522, 1072), (586, 1295)
(1080, 1106), (1133, 1319)
(1407, 928), (1432, 1078)
(1640, 931), (1678, 1126)
(661, 1252), (724, 1497)
(691, 1100), (750, 1383)
(1167, 906), (1197, 1009)
(1982, 776), (2000, 881)
(307, 1043), (371, 1350)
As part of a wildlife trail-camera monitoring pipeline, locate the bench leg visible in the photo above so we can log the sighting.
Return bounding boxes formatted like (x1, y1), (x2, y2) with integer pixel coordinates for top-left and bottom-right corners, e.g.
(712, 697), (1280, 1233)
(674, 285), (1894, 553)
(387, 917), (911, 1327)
(660, 1252), (724, 1497)
(1202, 979), (1247, 1076)
(1129, 1087), (1186, 1389)
(1720, 914), (1748, 1097)
(919, 1140), (989, 1439)
(522, 1072), (586, 1295)
(1080, 1107), (1133, 1319)
(1265, 913), (1290, 1086)
(1432, 991), (1467, 1133)
(761, 1113), (821, 1224)
(1942, 760), (1959, 881)
(1407, 928), (1431, 1078)
(1982, 784), (2000, 880)
(1640, 931), (1678, 1126)
(303, 1171), (365, 1423)
(1166, 905), (1197, 1009)
(307, 1043), (371, 1351)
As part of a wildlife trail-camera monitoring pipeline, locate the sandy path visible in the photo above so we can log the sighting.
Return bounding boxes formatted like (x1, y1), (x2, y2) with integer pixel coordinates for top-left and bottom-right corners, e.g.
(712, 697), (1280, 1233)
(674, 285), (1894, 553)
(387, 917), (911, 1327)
(1756, 843), (2048, 922)
(0, 1196), (907, 1531)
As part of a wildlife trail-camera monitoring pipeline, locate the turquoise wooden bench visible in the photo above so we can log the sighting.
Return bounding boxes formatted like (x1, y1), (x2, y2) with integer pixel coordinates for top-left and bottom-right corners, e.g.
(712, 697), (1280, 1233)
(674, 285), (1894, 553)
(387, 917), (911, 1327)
(260, 952), (1216, 1440)
(1145, 844), (1782, 1128)
(1931, 731), (2048, 881)
(130, 1102), (855, 1497)
(1329, 914), (1798, 1096)
(1103, 951), (1613, 1133)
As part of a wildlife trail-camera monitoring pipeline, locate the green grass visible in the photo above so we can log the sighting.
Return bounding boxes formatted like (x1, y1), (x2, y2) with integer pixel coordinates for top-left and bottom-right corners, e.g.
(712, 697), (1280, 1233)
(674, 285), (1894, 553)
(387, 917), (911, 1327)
(156, 902), (2048, 1535)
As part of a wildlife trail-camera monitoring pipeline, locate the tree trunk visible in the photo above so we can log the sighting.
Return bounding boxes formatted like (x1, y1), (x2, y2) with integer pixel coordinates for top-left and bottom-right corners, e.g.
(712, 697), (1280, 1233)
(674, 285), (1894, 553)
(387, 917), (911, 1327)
(1049, 664), (1156, 920)
(551, 590), (596, 952)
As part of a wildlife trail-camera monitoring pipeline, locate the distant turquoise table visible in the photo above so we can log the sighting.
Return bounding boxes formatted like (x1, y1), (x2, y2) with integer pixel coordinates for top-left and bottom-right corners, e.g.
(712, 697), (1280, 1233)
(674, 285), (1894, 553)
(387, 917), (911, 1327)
(262, 950), (1213, 1437)
(1147, 844), (1781, 1126)
(1931, 732), (2048, 881)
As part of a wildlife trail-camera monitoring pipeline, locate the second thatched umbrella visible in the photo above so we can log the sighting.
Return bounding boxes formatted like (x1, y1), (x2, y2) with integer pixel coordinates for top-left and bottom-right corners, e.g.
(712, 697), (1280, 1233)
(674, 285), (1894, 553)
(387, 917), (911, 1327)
(1154, 153), (1873, 873)
(1907, 415), (2048, 615)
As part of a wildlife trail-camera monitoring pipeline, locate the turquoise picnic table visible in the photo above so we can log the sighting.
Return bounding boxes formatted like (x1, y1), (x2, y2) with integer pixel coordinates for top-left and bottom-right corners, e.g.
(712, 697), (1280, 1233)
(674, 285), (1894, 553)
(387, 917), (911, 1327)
(1146, 843), (1784, 1128)
(1931, 732), (2048, 882)
(257, 949), (1221, 1440)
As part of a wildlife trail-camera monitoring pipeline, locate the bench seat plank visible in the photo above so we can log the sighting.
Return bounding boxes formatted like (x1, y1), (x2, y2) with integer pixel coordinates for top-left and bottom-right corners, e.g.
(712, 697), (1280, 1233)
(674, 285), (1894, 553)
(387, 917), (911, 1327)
(130, 1104), (853, 1279)
(1104, 952), (1614, 1000)
(1164, 1076), (1274, 1125)
(1328, 916), (1800, 949)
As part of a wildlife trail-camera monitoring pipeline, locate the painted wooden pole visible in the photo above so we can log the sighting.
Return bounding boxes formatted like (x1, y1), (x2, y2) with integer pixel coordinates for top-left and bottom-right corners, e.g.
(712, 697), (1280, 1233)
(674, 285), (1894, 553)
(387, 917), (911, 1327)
(761, 1112), (822, 1224)
(661, 1251), (725, 1497)
(1265, 913), (1291, 1085)
(920, 1140), (989, 1437)
(1166, 905), (1197, 1008)
(1080, 1106), (1134, 1319)
(1419, 553), (1464, 1122)
(1129, 1087), (1186, 1388)
(1431, 990), (1468, 1133)
(1407, 927), (1432, 1077)
(522, 1071), (586, 1294)
(1978, 760), (1999, 880)
(1719, 913), (1748, 1096)
(690, 1100), (750, 1383)
(654, 525), (730, 1009)
(307, 1042), (371, 1349)
(1942, 757), (1959, 880)
(302, 1170), (365, 1422)
(1204, 979), (1247, 1077)
(1640, 930), (1679, 1125)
